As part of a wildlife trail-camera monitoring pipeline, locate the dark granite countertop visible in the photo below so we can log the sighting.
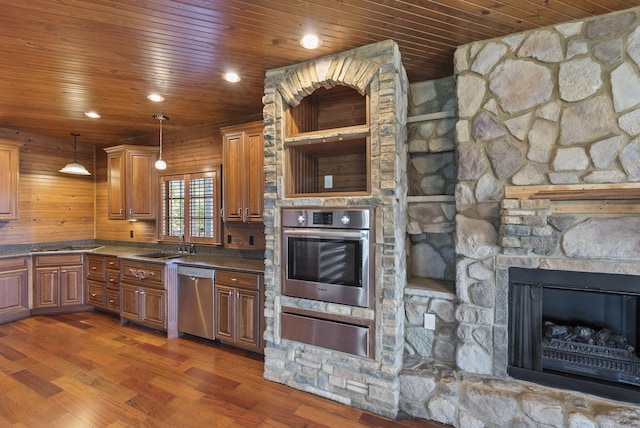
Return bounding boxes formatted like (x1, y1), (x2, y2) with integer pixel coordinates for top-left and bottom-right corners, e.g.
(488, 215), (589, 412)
(0, 244), (265, 274)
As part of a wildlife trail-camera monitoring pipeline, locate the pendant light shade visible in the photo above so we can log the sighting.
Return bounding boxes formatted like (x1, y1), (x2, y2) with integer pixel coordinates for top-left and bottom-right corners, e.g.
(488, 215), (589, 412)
(59, 132), (91, 175)
(154, 113), (168, 170)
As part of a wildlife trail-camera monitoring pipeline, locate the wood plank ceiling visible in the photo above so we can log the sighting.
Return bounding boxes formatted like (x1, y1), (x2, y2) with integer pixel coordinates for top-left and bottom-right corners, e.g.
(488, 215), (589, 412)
(1, 0), (639, 146)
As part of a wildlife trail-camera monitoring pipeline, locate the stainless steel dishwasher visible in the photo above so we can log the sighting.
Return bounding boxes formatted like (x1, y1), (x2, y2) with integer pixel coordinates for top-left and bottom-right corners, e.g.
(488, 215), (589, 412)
(177, 265), (215, 340)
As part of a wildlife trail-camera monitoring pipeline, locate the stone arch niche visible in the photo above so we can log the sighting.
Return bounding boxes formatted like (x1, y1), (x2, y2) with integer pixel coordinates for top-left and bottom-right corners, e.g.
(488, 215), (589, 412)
(262, 40), (409, 418)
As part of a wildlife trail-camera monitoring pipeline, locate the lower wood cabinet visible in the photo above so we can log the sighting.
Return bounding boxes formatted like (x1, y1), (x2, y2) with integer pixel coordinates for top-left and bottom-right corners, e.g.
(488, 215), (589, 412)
(214, 269), (263, 353)
(120, 260), (166, 330)
(33, 254), (86, 314)
(120, 284), (166, 329)
(0, 257), (29, 323)
(86, 255), (121, 314)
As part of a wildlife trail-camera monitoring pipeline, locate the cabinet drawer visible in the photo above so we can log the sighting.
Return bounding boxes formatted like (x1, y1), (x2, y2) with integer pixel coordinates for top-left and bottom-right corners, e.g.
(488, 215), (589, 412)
(35, 254), (83, 267)
(106, 270), (120, 289)
(105, 257), (120, 270)
(87, 256), (106, 281)
(215, 270), (261, 289)
(121, 260), (164, 287)
(0, 256), (27, 270)
(87, 282), (105, 306)
(106, 289), (120, 312)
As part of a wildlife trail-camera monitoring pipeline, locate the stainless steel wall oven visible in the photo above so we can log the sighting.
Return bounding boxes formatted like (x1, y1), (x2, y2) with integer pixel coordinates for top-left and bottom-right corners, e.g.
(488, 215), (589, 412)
(281, 207), (373, 308)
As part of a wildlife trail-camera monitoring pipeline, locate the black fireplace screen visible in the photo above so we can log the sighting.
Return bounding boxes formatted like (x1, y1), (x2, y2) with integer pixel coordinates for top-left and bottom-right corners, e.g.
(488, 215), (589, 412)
(508, 267), (640, 403)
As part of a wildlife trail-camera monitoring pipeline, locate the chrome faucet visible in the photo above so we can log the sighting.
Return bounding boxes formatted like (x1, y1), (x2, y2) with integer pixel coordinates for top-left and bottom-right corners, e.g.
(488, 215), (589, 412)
(178, 234), (187, 253)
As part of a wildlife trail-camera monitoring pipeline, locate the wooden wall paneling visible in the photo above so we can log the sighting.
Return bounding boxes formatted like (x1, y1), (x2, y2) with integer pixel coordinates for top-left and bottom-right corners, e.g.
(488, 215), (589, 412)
(0, 122), (264, 250)
(317, 152), (367, 192)
(315, 86), (367, 131)
(0, 129), (95, 245)
(224, 223), (266, 250)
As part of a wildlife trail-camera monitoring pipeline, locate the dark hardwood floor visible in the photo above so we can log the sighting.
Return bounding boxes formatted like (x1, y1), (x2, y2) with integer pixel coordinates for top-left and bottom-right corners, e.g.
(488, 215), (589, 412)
(0, 312), (449, 427)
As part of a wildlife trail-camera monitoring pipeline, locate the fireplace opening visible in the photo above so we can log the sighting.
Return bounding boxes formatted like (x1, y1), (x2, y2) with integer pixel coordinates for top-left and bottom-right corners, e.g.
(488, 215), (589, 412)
(508, 267), (640, 403)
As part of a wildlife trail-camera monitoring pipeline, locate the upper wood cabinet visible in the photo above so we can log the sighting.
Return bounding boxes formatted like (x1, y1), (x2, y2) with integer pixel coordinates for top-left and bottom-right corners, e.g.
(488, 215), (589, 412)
(0, 140), (22, 220)
(104, 145), (159, 220)
(221, 121), (264, 223)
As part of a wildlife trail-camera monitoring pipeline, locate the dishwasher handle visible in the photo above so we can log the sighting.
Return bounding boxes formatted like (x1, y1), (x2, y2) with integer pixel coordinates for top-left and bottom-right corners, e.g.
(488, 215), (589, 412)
(177, 265), (215, 279)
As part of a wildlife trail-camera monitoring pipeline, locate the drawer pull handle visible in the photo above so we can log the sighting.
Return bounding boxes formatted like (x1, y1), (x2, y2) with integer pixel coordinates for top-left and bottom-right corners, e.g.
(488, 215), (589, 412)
(91, 266), (97, 270)
(129, 269), (154, 280)
(231, 278), (237, 282)
(91, 293), (97, 297)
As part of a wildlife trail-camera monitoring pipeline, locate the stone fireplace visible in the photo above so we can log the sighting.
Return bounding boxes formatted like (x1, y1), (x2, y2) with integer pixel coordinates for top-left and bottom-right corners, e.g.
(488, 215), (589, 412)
(508, 266), (640, 403)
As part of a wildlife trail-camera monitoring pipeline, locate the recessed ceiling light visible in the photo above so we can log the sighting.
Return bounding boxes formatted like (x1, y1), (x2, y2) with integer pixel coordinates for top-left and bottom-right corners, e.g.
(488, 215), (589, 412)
(223, 72), (241, 83)
(84, 111), (101, 119)
(147, 93), (165, 102)
(300, 34), (322, 49)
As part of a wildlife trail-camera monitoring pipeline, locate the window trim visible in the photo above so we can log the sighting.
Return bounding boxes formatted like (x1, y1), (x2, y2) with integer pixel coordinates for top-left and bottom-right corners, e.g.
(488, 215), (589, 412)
(158, 169), (222, 246)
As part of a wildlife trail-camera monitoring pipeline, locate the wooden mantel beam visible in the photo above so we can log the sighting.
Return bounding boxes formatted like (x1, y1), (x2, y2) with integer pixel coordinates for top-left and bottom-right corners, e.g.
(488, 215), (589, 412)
(505, 183), (640, 201)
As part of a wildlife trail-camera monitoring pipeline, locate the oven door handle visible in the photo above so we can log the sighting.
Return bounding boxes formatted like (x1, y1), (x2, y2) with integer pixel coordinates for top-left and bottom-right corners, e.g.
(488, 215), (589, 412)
(283, 229), (368, 239)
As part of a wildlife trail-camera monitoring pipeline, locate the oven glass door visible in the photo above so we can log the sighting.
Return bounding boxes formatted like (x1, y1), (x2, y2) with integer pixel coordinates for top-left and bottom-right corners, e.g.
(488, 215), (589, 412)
(285, 230), (365, 287)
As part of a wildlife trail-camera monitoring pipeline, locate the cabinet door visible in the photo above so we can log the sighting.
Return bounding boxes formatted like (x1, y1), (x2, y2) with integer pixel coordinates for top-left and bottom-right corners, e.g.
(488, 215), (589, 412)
(0, 141), (21, 220)
(60, 265), (84, 306)
(0, 268), (28, 314)
(236, 288), (261, 350)
(107, 150), (126, 219)
(127, 151), (157, 220)
(222, 131), (245, 222)
(120, 284), (142, 320)
(141, 287), (166, 328)
(245, 128), (264, 223)
(214, 285), (235, 340)
(34, 268), (59, 308)
(105, 146), (158, 220)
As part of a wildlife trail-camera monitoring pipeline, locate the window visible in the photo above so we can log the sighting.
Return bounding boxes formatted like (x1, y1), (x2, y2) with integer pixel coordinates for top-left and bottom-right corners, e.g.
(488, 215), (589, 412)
(159, 170), (221, 245)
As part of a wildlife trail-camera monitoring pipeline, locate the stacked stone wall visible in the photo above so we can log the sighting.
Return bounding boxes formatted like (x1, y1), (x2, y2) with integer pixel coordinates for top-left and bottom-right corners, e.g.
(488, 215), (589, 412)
(400, 6), (640, 427)
(455, 6), (640, 379)
(262, 40), (408, 418)
(406, 77), (458, 282)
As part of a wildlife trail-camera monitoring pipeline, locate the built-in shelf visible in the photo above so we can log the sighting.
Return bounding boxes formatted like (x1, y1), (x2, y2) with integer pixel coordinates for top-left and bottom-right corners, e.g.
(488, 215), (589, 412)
(405, 277), (455, 300)
(407, 195), (456, 203)
(285, 85), (370, 197)
(407, 111), (456, 123)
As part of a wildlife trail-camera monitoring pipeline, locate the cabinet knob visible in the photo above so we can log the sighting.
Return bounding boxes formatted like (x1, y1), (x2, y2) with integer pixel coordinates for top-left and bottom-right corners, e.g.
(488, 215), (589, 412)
(91, 266), (97, 271)
(91, 293), (97, 297)
(231, 277), (237, 282)
(109, 299), (115, 303)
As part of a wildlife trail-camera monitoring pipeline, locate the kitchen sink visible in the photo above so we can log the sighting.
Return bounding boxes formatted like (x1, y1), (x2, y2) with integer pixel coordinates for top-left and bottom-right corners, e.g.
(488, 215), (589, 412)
(135, 252), (184, 260)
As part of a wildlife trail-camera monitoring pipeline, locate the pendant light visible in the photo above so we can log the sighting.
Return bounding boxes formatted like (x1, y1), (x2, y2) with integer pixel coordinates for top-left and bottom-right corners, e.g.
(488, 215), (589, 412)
(153, 113), (168, 170)
(59, 132), (91, 175)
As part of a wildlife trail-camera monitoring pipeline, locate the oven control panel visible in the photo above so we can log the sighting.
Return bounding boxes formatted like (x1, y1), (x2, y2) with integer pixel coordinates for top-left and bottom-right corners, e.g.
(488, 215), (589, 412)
(283, 207), (371, 230)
